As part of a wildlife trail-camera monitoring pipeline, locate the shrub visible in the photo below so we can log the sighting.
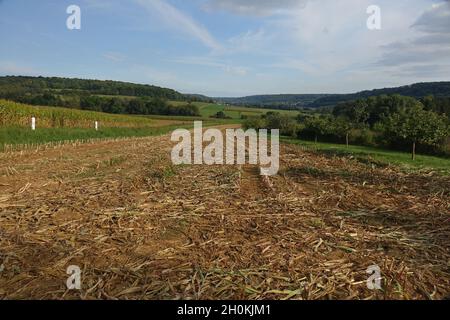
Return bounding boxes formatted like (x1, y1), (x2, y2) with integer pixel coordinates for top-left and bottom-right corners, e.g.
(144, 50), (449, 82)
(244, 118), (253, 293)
(243, 117), (266, 130)
(265, 113), (298, 137)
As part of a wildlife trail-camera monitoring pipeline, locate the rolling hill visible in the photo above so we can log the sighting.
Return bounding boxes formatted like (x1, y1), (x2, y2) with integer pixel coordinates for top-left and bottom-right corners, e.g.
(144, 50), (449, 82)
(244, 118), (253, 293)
(214, 82), (450, 109)
(215, 94), (330, 110)
(0, 76), (185, 100)
(2, 76), (450, 112)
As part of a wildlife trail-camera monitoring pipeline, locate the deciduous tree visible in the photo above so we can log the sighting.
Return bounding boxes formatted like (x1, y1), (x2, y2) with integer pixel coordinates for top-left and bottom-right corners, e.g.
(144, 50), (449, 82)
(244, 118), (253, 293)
(383, 105), (449, 160)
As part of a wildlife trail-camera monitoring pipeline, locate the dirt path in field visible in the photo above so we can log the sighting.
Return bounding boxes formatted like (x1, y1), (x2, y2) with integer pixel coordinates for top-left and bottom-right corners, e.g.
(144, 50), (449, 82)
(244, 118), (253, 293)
(239, 165), (265, 199)
(0, 127), (449, 300)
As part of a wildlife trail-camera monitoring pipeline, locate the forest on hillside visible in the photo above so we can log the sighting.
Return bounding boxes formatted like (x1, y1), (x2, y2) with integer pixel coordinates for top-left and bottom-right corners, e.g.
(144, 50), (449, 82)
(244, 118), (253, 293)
(0, 76), (200, 117)
(217, 82), (450, 110)
(0, 76), (185, 100)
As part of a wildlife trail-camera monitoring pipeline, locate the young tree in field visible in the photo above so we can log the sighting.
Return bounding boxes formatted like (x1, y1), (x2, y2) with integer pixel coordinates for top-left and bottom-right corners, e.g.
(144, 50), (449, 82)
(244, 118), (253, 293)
(304, 116), (331, 144)
(383, 105), (449, 160)
(333, 117), (353, 147)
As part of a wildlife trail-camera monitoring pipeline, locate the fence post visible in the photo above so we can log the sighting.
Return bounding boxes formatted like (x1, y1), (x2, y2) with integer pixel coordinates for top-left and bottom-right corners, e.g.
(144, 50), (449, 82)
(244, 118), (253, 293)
(95, 121), (99, 131)
(31, 117), (36, 131)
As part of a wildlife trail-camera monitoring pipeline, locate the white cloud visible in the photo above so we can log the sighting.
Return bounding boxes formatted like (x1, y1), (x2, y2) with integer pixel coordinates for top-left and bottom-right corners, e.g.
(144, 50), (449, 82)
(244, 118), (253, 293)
(199, 0), (449, 94)
(135, 0), (221, 50)
(102, 52), (126, 62)
(376, 1), (450, 80)
(204, 0), (308, 16)
(84, 0), (116, 10)
(127, 64), (178, 87)
(170, 56), (249, 76)
(0, 61), (38, 75)
(236, 1), (437, 81)
(265, 0), (384, 75)
(227, 29), (268, 53)
(271, 58), (319, 76)
(412, 1), (450, 33)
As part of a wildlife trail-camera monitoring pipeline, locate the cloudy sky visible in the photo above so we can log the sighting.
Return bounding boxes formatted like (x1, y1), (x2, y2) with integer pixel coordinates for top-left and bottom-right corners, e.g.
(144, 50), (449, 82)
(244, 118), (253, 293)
(0, 0), (449, 96)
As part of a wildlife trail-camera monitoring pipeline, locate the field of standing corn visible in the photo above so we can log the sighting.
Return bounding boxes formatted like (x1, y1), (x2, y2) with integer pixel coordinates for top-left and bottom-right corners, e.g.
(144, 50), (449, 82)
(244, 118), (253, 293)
(0, 99), (155, 128)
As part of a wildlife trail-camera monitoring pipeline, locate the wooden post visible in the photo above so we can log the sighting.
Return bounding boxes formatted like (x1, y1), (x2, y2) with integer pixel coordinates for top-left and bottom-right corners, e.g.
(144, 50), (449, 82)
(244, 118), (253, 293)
(412, 141), (416, 161)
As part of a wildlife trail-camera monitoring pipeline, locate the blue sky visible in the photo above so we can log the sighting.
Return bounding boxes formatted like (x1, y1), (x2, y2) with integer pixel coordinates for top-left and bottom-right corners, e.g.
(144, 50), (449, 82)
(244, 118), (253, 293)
(0, 0), (449, 96)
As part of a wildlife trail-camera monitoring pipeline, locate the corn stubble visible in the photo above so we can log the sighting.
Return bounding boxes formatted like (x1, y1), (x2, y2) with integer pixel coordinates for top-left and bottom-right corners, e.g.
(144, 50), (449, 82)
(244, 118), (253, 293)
(0, 127), (448, 300)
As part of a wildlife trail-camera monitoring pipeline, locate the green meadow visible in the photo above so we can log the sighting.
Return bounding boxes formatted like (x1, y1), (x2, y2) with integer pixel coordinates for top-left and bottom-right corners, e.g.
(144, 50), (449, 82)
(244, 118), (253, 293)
(283, 137), (450, 174)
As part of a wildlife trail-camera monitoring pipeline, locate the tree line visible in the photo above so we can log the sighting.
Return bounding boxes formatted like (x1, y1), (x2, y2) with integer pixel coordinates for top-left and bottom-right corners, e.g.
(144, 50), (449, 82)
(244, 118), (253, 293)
(244, 94), (450, 159)
(0, 76), (202, 117)
(80, 96), (200, 117)
(0, 76), (185, 100)
(217, 82), (450, 110)
(307, 82), (450, 108)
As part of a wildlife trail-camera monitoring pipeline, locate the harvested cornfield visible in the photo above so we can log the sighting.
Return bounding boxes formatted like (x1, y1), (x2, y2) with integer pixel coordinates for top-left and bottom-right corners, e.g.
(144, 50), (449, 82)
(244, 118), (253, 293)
(0, 126), (449, 300)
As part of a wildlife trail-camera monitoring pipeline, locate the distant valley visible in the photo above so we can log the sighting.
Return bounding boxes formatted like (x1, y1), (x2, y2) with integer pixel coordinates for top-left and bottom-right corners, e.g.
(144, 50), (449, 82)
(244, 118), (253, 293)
(213, 82), (450, 109)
